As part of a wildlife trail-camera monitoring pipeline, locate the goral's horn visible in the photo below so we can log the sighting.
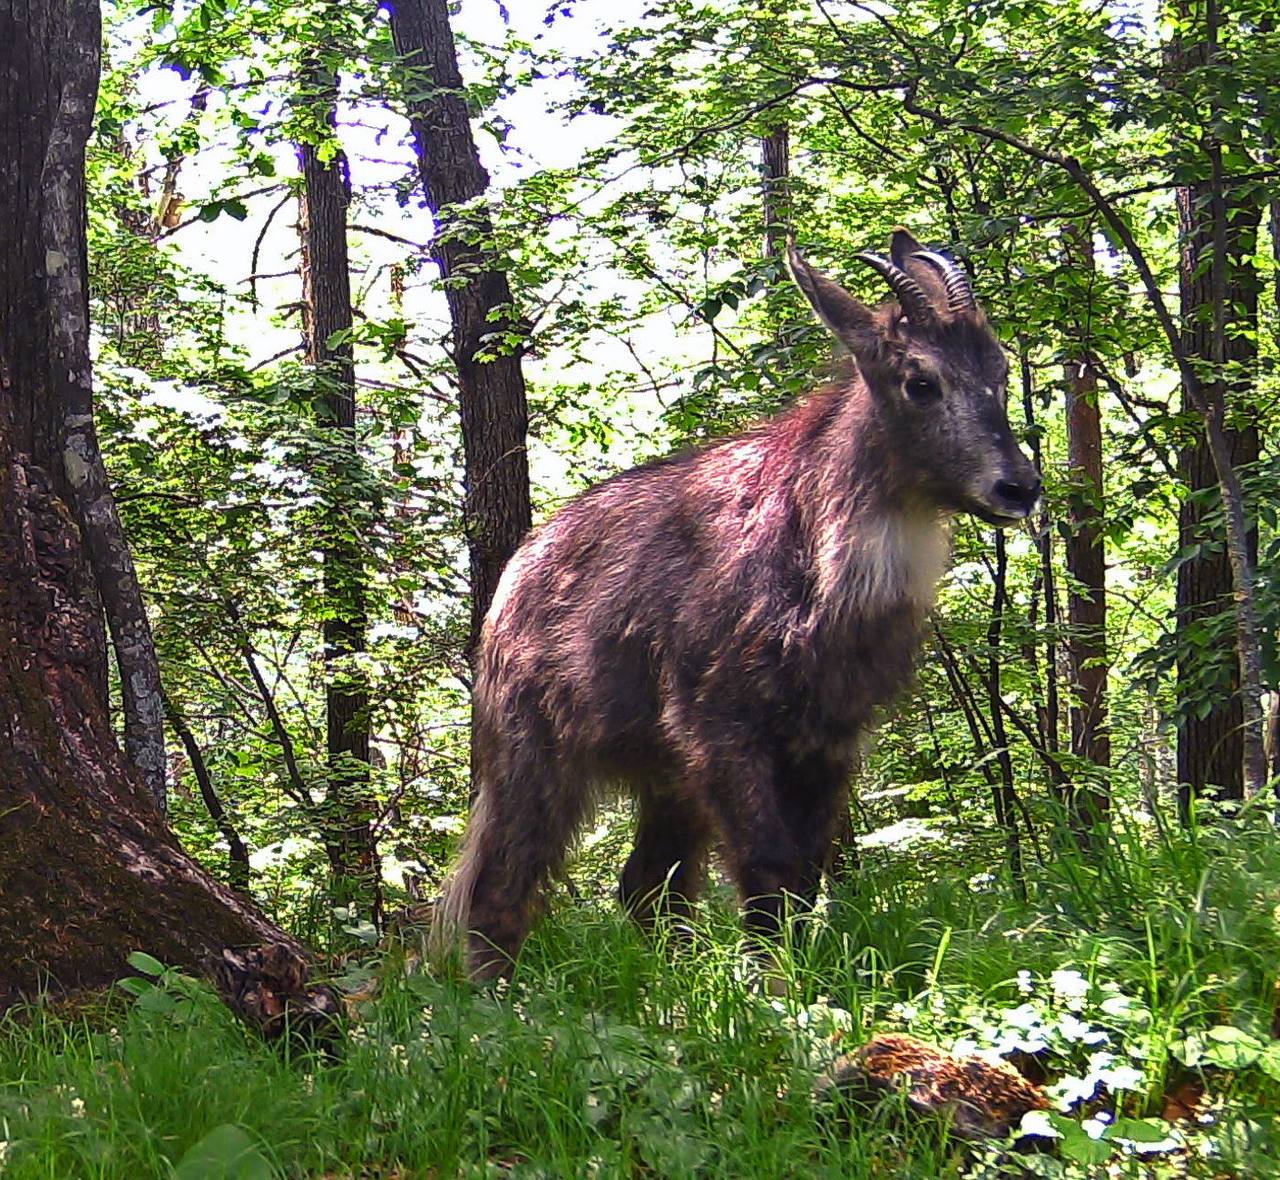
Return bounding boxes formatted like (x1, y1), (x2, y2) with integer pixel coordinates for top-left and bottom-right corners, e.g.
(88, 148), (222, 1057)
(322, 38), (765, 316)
(854, 252), (938, 325)
(909, 249), (977, 315)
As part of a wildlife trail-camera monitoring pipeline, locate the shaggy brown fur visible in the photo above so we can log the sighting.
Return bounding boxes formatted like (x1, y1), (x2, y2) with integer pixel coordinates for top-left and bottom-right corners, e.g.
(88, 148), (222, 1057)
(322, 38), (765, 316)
(437, 230), (1039, 979)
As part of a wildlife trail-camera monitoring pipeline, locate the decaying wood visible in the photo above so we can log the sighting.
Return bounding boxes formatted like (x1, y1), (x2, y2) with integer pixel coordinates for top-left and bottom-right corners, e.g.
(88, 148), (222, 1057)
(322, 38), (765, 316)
(814, 1033), (1050, 1143)
(212, 943), (342, 1049)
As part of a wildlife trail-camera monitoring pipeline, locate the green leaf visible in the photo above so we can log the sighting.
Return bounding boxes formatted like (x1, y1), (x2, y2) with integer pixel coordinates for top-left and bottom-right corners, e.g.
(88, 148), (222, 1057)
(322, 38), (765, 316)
(1200, 1025), (1264, 1070)
(1048, 1114), (1114, 1165)
(1107, 1117), (1173, 1144)
(1058, 1131), (1114, 1165)
(136, 987), (180, 1016)
(173, 1124), (274, 1179)
(127, 950), (166, 976)
(1257, 1042), (1280, 1082)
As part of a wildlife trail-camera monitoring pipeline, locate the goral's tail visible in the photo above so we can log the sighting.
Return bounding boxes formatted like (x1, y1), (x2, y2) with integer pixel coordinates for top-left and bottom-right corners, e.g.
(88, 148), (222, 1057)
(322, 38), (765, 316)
(428, 786), (493, 971)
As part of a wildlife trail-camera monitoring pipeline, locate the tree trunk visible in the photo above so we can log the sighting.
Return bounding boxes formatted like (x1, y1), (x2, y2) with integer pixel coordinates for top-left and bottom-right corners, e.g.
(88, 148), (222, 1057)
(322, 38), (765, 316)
(296, 60), (379, 919)
(165, 694), (251, 892)
(1163, 0), (1266, 811)
(761, 123), (790, 260)
(1174, 180), (1261, 812)
(9, 0), (168, 811)
(1018, 346), (1061, 769)
(0, 0), (300, 1009)
(385, 0), (532, 661)
(1061, 227), (1109, 828)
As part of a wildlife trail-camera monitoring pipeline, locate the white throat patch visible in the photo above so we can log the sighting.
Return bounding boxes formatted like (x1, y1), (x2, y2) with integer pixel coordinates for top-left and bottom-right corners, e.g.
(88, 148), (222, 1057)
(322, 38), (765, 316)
(817, 508), (952, 617)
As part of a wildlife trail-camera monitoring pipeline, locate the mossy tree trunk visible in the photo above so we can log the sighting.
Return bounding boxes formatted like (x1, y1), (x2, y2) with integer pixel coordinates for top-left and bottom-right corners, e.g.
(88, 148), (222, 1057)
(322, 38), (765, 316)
(1061, 225), (1109, 830)
(296, 55), (379, 922)
(385, 0), (533, 664)
(0, 0), (301, 1010)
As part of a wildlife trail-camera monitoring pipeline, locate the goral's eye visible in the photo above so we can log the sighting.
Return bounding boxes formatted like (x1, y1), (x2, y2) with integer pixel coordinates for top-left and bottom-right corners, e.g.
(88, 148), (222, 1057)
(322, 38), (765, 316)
(904, 375), (941, 402)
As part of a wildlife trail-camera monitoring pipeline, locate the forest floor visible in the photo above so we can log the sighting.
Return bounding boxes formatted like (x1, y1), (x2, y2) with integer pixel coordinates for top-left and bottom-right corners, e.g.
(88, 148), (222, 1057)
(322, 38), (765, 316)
(4, 806), (1280, 1178)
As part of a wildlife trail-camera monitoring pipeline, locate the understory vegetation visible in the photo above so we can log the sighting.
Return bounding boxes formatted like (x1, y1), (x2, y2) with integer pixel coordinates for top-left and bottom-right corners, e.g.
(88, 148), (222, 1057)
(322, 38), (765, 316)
(6, 805), (1280, 1178)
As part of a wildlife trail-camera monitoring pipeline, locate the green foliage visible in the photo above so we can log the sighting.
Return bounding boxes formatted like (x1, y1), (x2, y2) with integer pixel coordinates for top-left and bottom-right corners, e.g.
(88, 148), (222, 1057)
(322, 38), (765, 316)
(5, 812), (1280, 1176)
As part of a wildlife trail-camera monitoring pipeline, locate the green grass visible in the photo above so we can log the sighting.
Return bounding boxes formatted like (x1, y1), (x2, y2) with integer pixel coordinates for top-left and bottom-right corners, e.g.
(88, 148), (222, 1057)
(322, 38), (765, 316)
(4, 806), (1280, 1178)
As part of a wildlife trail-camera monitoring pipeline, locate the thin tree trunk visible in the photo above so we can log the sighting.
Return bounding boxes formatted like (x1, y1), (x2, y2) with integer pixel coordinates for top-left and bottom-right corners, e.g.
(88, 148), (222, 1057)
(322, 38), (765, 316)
(934, 622), (1027, 890)
(1019, 345), (1061, 767)
(296, 59), (378, 915)
(1173, 180), (1262, 811)
(0, 0), (300, 1010)
(165, 695), (251, 892)
(385, 0), (532, 662)
(1061, 226), (1110, 829)
(223, 597), (314, 811)
(761, 123), (790, 260)
(985, 533), (1025, 892)
(40, 0), (167, 811)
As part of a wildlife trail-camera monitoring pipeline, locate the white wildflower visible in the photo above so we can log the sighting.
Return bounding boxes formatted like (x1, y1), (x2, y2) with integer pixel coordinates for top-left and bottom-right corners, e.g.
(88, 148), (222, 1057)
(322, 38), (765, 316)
(1081, 1113), (1111, 1139)
(1018, 1110), (1062, 1140)
(1049, 969), (1090, 1008)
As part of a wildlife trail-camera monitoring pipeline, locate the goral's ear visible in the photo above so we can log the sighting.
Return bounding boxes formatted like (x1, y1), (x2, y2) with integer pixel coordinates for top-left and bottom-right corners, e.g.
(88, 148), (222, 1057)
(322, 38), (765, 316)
(787, 242), (875, 352)
(889, 227), (927, 268)
(890, 226), (949, 315)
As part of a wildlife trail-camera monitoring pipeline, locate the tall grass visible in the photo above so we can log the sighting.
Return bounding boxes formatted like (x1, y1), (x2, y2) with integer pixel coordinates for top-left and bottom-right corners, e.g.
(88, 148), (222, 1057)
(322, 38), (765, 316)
(2, 806), (1279, 1177)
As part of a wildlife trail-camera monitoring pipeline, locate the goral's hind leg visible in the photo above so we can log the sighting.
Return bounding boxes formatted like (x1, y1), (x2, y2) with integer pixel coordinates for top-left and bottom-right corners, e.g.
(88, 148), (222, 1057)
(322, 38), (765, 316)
(441, 722), (590, 981)
(618, 786), (711, 928)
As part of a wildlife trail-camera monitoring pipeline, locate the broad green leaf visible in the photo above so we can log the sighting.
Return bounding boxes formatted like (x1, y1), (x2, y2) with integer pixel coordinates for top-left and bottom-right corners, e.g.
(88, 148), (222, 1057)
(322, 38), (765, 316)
(1107, 1117), (1173, 1144)
(1200, 1026), (1264, 1070)
(1257, 1042), (1280, 1082)
(173, 1124), (274, 1180)
(126, 950), (166, 976)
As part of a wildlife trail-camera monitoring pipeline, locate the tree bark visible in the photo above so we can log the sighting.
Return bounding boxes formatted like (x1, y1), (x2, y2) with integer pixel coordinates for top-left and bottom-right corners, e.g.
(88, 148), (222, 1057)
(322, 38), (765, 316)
(0, 0), (300, 1009)
(1173, 182), (1262, 811)
(1060, 228), (1110, 828)
(1164, 0), (1266, 811)
(761, 123), (790, 260)
(41, 0), (167, 811)
(1018, 346), (1061, 768)
(296, 60), (379, 917)
(384, 0), (532, 661)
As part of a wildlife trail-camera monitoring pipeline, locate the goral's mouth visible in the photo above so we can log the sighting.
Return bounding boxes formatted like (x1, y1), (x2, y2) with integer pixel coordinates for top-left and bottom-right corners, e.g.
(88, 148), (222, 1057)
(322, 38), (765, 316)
(966, 501), (1032, 528)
